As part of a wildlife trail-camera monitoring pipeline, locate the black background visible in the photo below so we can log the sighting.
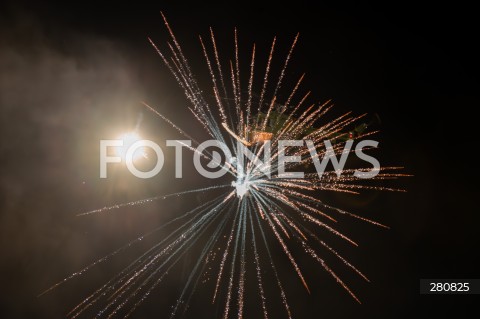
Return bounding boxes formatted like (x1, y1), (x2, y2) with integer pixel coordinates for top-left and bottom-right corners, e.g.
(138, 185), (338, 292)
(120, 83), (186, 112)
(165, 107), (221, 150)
(1, 2), (479, 318)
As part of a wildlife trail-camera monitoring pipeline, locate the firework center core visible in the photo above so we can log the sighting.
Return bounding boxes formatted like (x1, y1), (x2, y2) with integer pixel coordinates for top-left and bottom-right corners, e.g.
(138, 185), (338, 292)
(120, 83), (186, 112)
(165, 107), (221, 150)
(232, 179), (250, 198)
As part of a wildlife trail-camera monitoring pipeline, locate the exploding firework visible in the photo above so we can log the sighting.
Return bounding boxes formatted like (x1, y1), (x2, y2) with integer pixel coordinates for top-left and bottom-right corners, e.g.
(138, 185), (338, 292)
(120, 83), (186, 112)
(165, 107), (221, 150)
(41, 13), (407, 319)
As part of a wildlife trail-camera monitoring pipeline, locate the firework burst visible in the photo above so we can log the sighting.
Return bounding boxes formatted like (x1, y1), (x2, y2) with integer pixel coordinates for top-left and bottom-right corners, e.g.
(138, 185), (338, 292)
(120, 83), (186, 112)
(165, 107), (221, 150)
(41, 13), (407, 319)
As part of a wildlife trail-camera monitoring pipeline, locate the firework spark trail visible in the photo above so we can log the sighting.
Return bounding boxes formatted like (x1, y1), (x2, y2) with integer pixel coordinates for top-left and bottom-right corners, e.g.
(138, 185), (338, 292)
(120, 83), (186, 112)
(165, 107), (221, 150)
(103, 214), (218, 318)
(303, 242), (362, 304)
(44, 14), (408, 319)
(245, 137), (271, 176)
(309, 233), (370, 282)
(147, 38), (212, 136)
(141, 94), (200, 143)
(76, 185), (229, 216)
(236, 199), (248, 319)
(261, 96), (277, 132)
(273, 90), (311, 137)
(170, 199), (237, 319)
(98, 192), (236, 319)
(222, 200), (243, 319)
(246, 43), (256, 137)
(199, 35), (227, 123)
(251, 190), (310, 293)
(233, 29), (243, 134)
(256, 186), (359, 246)
(271, 33), (299, 101)
(273, 73), (305, 129)
(40, 194), (225, 300)
(261, 33), (299, 132)
(160, 12), (226, 144)
(209, 27), (236, 130)
(124, 194), (237, 319)
(212, 207), (239, 303)
(270, 207), (291, 239)
(143, 100), (238, 176)
(67, 194), (231, 318)
(255, 36), (276, 130)
(248, 207), (268, 319)
(229, 60), (243, 135)
(253, 209), (292, 319)
(166, 41), (222, 142)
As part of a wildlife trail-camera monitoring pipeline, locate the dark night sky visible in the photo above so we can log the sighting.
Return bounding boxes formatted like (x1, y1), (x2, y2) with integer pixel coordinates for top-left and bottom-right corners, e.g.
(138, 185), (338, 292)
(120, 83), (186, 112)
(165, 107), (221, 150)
(1, 2), (479, 318)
